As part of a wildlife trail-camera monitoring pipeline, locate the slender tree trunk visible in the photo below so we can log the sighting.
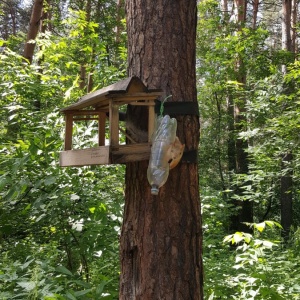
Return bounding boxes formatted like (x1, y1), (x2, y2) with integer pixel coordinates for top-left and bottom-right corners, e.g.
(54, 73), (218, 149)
(215, 93), (226, 191)
(282, 0), (292, 52)
(24, 0), (44, 64)
(228, 0), (253, 233)
(291, 0), (298, 54)
(252, 0), (259, 29)
(120, 1), (203, 299)
(281, 0), (293, 240)
(79, 0), (95, 93)
(10, 2), (17, 36)
(281, 152), (293, 240)
(234, 0), (246, 29)
(34, 0), (51, 110)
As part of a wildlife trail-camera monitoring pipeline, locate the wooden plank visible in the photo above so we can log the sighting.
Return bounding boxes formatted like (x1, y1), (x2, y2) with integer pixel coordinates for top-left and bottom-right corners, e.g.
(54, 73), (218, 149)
(73, 117), (99, 121)
(59, 146), (110, 167)
(107, 92), (162, 99)
(112, 152), (151, 164)
(111, 143), (151, 164)
(64, 114), (73, 150)
(109, 99), (119, 146)
(148, 105), (155, 142)
(109, 96), (160, 106)
(94, 104), (109, 110)
(60, 143), (152, 166)
(111, 143), (151, 154)
(62, 110), (108, 115)
(114, 101), (156, 106)
(98, 112), (106, 146)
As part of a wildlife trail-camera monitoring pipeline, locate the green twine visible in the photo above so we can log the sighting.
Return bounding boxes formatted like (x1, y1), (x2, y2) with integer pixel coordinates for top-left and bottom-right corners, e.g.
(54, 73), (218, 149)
(160, 95), (172, 116)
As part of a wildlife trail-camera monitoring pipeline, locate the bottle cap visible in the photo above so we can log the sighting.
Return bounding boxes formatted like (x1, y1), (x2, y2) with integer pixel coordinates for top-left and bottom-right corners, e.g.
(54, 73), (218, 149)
(151, 185), (159, 195)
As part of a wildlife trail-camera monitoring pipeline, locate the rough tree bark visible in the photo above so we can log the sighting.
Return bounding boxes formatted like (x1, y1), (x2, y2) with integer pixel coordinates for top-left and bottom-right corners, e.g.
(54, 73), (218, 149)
(119, 0), (203, 299)
(24, 0), (44, 64)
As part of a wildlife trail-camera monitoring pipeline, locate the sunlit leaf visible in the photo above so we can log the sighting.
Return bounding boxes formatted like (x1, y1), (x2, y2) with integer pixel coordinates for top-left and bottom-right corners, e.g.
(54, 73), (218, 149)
(56, 266), (73, 276)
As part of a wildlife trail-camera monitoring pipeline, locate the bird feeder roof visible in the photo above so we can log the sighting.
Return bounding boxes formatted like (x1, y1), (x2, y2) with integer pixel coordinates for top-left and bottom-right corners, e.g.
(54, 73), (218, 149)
(61, 76), (162, 112)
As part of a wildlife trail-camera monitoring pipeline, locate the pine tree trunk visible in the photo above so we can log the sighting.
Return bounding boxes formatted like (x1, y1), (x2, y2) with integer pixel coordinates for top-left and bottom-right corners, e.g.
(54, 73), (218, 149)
(119, 1), (203, 299)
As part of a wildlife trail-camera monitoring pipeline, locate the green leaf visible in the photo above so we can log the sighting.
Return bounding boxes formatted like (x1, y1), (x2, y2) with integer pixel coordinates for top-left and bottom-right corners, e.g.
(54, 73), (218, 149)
(66, 291), (77, 300)
(95, 281), (106, 296)
(74, 289), (92, 297)
(265, 220), (283, 229)
(21, 258), (34, 270)
(56, 266), (73, 276)
(17, 281), (36, 291)
(44, 176), (56, 186)
(89, 207), (96, 213)
(232, 232), (243, 244)
(0, 175), (11, 190)
(4, 185), (18, 201)
(223, 234), (232, 243)
(262, 240), (275, 248)
(254, 222), (266, 232)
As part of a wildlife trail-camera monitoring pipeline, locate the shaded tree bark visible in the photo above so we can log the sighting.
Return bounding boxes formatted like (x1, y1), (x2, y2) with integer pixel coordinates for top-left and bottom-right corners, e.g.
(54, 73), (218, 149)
(120, 0), (203, 299)
(281, 0), (293, 240)
(228, 0), (253, 233)
(291, 0), (298, 53)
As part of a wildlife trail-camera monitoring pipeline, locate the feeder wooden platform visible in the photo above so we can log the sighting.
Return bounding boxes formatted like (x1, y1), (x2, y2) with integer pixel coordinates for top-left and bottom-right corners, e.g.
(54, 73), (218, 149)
(59, 77), (162, 167)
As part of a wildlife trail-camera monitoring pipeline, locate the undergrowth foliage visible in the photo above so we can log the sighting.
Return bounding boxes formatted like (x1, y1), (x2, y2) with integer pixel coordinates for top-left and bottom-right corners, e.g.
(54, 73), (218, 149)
(203, 193), (300, 299)
(198, 0), (300, 298)
(0, 108), (124, 299)
(0, 29), (125, 299)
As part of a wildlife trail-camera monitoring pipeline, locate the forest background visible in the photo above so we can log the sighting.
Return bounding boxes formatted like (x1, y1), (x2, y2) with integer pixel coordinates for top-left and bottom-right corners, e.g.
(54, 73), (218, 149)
(1, 0), (300, 299)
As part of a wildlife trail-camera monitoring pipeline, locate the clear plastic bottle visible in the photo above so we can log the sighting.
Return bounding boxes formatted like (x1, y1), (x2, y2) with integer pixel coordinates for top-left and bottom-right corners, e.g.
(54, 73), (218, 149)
(147, 115), (177, 195)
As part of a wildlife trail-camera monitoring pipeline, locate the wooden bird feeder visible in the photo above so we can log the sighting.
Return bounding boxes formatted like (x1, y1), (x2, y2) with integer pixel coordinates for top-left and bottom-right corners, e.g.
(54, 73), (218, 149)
(59, 77), (163, 167)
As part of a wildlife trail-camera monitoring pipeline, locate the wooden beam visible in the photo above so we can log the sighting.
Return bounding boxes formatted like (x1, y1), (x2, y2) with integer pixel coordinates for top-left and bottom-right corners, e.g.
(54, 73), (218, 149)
(73, 117), (99, 121)
(109, 99), (119, 146)
(111, 143), (151, 164)
(64, 114), (73, 150)
(148, 104), (155, 142)
(115, 101), (156, 106)
(62, 109), (107, 115)
(98, 112), (106, 146)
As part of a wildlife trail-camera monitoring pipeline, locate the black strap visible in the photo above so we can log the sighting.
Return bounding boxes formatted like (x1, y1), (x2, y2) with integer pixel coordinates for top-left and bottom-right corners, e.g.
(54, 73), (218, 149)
(182, 149), (198, 163)
(155, 100), (199, 117)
